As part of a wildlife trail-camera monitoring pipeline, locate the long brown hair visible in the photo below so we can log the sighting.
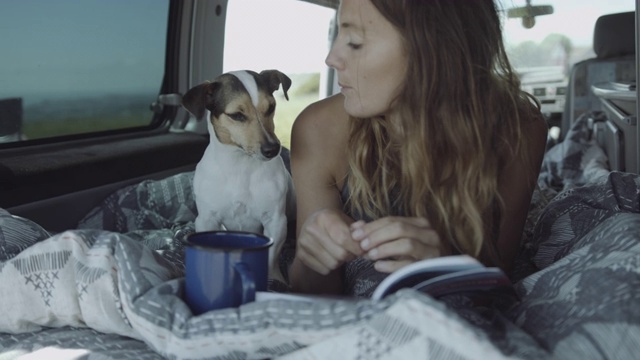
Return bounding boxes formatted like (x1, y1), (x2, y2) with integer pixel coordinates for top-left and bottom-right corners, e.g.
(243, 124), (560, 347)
(345, 0), (541, 265)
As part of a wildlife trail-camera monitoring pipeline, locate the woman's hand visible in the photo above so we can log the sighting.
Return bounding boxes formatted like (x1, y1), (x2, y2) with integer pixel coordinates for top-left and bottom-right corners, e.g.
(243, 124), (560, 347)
(295, 209), (365, 275)
(350, 216), (443, 273)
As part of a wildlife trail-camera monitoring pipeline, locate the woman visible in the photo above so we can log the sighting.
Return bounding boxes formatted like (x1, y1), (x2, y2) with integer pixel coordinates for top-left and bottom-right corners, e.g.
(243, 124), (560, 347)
(289, 0), (548, 297)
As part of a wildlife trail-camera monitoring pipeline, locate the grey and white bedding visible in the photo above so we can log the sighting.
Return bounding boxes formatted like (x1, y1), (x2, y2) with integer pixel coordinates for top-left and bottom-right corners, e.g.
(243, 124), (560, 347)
(1, 112), (639, 359)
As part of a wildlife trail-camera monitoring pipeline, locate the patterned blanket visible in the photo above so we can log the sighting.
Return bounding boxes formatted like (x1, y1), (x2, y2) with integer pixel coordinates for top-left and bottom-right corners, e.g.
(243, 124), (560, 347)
(1, 113), (639, 359)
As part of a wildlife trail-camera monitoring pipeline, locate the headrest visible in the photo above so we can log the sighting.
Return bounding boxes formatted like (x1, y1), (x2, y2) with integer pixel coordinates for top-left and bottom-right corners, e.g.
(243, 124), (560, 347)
(593, 11), (635, 59)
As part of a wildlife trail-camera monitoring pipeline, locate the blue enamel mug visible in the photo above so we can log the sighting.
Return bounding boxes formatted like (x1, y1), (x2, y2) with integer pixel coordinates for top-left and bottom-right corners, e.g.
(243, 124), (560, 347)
(185, 231), (273, 315)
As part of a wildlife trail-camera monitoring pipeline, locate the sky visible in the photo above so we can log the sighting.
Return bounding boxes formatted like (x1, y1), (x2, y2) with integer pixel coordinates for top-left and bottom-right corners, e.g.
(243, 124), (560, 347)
(0, 0), (168, 98)
(223, 0), (335, 74)
(0, 0), (635, 99)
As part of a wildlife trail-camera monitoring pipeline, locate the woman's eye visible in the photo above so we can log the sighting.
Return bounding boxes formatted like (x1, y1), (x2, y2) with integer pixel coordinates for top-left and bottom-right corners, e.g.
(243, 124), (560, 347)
(348, 42), (362, 50)
(227, 112), (246, 122)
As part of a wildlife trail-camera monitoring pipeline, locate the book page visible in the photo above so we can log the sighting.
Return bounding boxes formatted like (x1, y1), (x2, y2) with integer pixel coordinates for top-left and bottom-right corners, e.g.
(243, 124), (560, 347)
(371, 255), (483, 301)
(413, 267), (514, 298)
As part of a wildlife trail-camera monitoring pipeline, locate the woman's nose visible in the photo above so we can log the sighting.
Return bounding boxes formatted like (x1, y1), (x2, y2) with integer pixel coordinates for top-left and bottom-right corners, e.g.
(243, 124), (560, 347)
(325, 45), (342, 70)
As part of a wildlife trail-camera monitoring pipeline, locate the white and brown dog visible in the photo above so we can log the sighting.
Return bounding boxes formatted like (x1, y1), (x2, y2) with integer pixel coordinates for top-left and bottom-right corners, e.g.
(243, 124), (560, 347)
(182, 70), (296, 283)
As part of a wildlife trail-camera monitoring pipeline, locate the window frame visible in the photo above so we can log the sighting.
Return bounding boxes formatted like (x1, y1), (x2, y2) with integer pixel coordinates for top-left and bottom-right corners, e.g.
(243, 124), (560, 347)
(0, 0), (218, 223)
(0, 0), (177, 150)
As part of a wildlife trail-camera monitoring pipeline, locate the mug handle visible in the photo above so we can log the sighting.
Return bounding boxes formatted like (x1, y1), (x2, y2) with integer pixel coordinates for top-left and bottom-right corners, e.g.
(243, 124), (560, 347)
(234, 262), (256, 304)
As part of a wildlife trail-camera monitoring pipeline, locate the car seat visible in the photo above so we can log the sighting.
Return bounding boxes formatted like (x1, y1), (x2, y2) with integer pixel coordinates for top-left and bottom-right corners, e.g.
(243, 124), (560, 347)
(561, 11), (637, 173)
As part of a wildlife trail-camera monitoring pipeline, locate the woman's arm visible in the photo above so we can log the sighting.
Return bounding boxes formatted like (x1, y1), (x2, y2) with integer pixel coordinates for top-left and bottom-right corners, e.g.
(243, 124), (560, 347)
(289, 95), (363, 294)
(496, 115), (548, 272)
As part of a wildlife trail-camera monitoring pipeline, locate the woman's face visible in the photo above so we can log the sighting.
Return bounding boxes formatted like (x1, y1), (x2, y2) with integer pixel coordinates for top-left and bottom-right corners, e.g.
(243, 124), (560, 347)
(326, 0), (407, 118)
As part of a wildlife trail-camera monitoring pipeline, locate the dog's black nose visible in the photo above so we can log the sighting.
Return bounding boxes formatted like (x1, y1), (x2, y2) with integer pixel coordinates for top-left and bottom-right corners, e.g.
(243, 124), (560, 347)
(261, 143), (281, 159)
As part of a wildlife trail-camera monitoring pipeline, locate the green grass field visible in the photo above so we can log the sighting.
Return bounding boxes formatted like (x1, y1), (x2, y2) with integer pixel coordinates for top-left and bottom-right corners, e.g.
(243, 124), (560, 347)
(20, 73), (322, 147)
(23, 114), (151, 139)
(273, 92), (318, 149)
(272, 72), (322, 149)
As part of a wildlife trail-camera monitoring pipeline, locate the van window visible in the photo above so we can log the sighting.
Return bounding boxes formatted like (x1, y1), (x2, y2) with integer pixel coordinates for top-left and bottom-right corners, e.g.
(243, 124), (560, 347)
(0, 0), (169, 144)
(501, 0), (635, 133)
(223, 0), (336, 149)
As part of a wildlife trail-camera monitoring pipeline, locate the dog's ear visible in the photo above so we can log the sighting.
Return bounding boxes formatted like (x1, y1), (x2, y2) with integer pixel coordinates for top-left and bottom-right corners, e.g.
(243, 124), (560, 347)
(181, 81), (219, 120)
(260, 70), (292, 101)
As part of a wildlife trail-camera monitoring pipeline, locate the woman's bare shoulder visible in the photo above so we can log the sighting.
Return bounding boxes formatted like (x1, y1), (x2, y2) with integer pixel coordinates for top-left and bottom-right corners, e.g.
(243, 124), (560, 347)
(295, 93), (348, 124)
(525, 113), (549, 139)
(502, 109), (548, 159)
(290, 94), (350, 187)
(292, 94), (350, 148)
(522, 113), (548, 159)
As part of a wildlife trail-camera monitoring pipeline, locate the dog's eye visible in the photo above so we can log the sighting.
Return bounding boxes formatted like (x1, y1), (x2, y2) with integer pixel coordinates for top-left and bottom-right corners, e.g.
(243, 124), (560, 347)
(227, 112), (246, 122)
(266, 103), (275, 116)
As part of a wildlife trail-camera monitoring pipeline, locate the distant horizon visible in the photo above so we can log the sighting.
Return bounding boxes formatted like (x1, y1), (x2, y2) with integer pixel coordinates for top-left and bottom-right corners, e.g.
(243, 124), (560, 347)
(1, 89), (160, 106)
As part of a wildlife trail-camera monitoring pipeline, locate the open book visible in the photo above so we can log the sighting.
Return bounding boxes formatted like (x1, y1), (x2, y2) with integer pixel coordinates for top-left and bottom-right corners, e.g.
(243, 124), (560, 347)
(370, 254), (515, 300)
(256, 255), (516, 302)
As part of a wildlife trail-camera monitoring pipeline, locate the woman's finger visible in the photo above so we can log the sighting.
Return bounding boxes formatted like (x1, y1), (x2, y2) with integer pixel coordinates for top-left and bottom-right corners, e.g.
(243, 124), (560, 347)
(366, 237), (441, 261)
(296, 248), (332, 275)
(356, 218), (439, 252)
(296, 209), (362, 274)
(298, 231), (350, 272)
(353, 216), (430, 238)
(374, 258), (414, 273)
